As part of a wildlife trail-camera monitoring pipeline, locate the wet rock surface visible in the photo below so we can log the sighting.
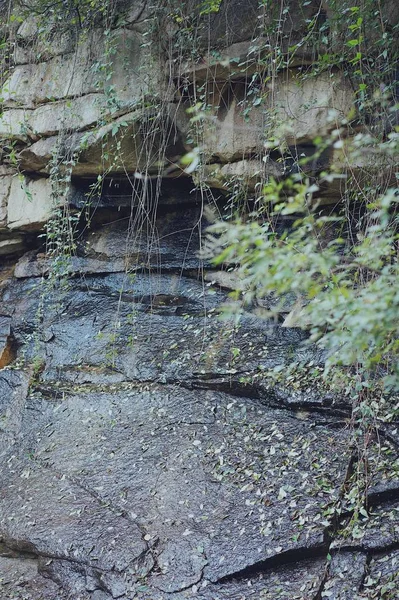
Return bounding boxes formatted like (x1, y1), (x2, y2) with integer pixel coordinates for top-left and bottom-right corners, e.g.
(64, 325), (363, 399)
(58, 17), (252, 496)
(1, 0), (398, 596)
(0, 203), (398, 599)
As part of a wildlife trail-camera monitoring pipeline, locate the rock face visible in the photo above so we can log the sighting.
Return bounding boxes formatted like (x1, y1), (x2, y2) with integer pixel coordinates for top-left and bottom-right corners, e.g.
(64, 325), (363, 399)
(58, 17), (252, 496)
(7, 176), (55, 230)
(0, 1), (398, 599)
(0, 0), (397, 250)
(0, 201), (398, 599)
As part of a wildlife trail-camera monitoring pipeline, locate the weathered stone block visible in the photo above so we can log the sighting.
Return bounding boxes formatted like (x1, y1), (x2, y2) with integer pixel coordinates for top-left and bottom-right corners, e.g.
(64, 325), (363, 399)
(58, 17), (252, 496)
(0, 175), (12, 228)
(0, 236), (25, 256)
(18, 136), (70, 172)
(72, 111), (144, 177)
(200, 158), (282, 191)
(18, 108), (184, 177)
(6, 30), (104, 107)
(201, 81), (265, 162)
(200, 69), (353, 163)
(177, 40), (315, 85)
(183, 0), (323, 49)
(272, 69), (353, 143)
(15, 15), (76, 64)
(4, 28), (164, 109)
(7, 176), (55, 230)
(0, 94), (107, 140)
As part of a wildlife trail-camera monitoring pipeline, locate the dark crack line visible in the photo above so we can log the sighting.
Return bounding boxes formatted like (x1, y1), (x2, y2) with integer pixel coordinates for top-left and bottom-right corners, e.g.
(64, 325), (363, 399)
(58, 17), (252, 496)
(214, 543), (329, 584)
(0, 375), (18, 390)
(317, 548), (370, 599)
(31, 377), (154, 397)
(183, 378), (350, 423)
(323, 449), (358, 544)
(126, 1), (147, 26)
(152, 547), (208, 595)
(367, 484), (399, 507)
(2, 529), (156, 596)
(321, 437), (399, 544)
(0, 542), (38, 561)
(369, 541), (399, 557)
(0, 537), (111, 575)
(375, 426), (399, 450)
(33, 372), (353, 427)
(312, 561), (330, 600)
(358, 553), (372, 594)
(30, 435), (163, 578)
(334, 540), (399, 556)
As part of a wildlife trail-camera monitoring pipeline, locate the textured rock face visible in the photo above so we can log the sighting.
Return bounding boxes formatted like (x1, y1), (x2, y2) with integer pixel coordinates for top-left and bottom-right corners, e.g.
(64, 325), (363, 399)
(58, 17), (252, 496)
(7, 176), (55, 230)
(0, 1), (398, 598)
(1, 0), (397, 252)
(0, 172), (12, 229)
(5, 28), (159, 108)
(0, 202), (398, 599)
(199, 71), (353, 162)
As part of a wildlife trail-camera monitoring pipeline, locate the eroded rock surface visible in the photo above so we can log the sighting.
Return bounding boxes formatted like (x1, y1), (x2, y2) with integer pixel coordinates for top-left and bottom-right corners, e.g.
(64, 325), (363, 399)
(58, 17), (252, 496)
(1, 0), (397, 257)
(0, 200), (398, 599)
(0, 1), (398, 598)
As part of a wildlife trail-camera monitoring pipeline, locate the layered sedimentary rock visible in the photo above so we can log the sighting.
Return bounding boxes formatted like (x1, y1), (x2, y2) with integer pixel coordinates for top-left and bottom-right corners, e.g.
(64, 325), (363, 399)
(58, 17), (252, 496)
(0, 1), (398, 598)
(1, 202), (398, 599)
